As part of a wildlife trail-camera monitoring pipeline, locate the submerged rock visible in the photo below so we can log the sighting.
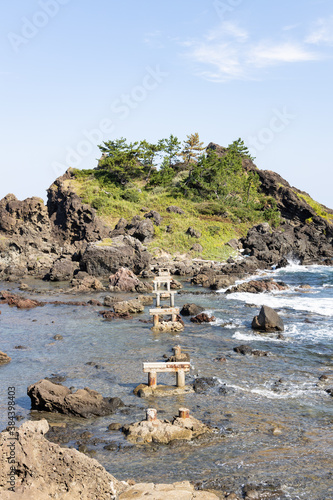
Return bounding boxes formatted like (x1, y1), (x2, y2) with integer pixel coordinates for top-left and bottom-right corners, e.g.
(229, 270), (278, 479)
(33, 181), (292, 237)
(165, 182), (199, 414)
(233, 345), (270, 357)
(252, 305), (284, 332)
(226, 279), (288, 294)
(27, 379), (124, 418)
(180, 303), (204, 316)
(0, 351), (11, 364)
(191, 313), (216, 324)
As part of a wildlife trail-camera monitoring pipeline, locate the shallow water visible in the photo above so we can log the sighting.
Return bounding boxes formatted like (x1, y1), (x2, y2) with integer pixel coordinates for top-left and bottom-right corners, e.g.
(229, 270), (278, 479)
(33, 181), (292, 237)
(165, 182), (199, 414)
(0, 265), (333, 499)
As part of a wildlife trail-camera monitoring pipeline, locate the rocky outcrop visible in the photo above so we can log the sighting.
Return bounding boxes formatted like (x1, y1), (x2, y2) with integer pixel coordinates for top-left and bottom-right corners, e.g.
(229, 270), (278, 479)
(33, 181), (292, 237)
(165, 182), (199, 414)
(144, 210), (162, 226)
(226, 279), (288, 294)
(191, 313), (216, 323)
(233, 345), (270, 356)
(47, 171), (110, 244)
(113, 299), (145, 314)
(111, 216), (154, 243)
(166, 205), (185, 214)
(0, 420), (125, 500)
(180, 303), (204, 316)
(27, 379), (124, 418)
(81, 236), (152, 276)
(48, 257), (79, 281)
(252, 305), (284, 332)
(0, 291), (44, 309)
(109, 267), (153, 293)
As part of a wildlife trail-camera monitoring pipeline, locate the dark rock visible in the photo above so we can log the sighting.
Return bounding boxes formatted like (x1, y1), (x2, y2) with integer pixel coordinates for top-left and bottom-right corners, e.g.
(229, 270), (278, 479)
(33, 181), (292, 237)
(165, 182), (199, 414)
(210, 275), (236, 290)
(186, 227), (201, 238)
(180, 303), (204, 316)
(252, 305), (284, 332)
(144, 210), (162, 226)
(190, 243), (203, 253)
(27, 379), (124, 418)
(49, 258), (78, 281)
(71, 275), (105, 292)
(243, 482), (285, 499)
(99, 310), (133, 320)
(108, 423), (122, 431)
(191, 313), (216, 323)
(125, 217), (155, 242)
(166, 206), (185, 214)
(81, 236), (152, 276)
(193, 377), (218, 393)
(53, 335), (63, 341)
(233, 345), (269, 356)
(326, 388), (333, 397)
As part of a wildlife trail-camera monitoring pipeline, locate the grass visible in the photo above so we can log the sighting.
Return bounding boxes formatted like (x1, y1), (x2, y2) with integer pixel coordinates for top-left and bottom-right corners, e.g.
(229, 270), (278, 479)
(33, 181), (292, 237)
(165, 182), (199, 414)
(296, 192), (333, 223)
(68, 168), (281, 261)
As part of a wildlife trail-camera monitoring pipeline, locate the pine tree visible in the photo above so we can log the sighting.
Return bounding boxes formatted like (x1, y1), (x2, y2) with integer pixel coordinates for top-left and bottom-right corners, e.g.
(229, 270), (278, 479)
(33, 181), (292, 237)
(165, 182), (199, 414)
(181, 133), (205, 165)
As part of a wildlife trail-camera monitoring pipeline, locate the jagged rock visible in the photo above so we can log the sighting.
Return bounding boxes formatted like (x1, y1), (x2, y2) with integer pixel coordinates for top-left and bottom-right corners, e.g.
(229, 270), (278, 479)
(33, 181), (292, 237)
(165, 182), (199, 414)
(252, 305), (284, 332)
(166, 205), (185, 214)
(191, 313), (216, 323)
(48, 258), (78, 281)
(180, 303), (204, 316)
(210, 275), (236, 290)
(47, 172), (110, 244)
(109, 267), (153, 293)
(113, 299), (145, 314)
(144, 210), (162, 226)
(136, 294), (154, 305)
(99, 310), (132, 320)
(186, 227), (201, 238)
(0, 420), (125, 499)
(0, 351), (11, 364)
(226, 279), (288, 294)
(193, 377), (219, 393)
(103, 295), (117, 307)
(123, 411), (211, 444)
(27, 379), (124, 418)
(81, 236), (152, 276)
(226, 238), (242, 250)
(124, 216), (155, 242)
(243, 482), (285, 499)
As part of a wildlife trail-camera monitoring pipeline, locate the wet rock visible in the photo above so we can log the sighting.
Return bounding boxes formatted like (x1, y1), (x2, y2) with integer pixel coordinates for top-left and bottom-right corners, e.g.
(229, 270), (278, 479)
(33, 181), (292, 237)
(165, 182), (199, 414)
(136, 294), (154, 305)
(113, 299), (144, 314)
(193, 377), (219, 393)
(87, 299), (103, 306)
(27, 379), (124, 418)
(71, 275), (105, 292)
(252, 305), (284, 332)
(210, 275), (236, 290)
(326, 388), (333, 397)
(186, 227), (201, 238)
(0, 290), (44, 309)
(108, 423), (122, 431)
(0, 351), (11, 364)
(103, 295), (117, 307)
(166, 205), (185, 214)
(170, 278), (182, 289)
(53, 334), (63, 341)
(191, 313), (216, 323)
(226, 279), (288, 294)
(109, 267), (153, 293)
(180, 303), (204, 316)
(152, 321), (184, 333)
(243, 482), (285, 499)
(123, 410), (211, 444)
(233, 345), (270, 356)
(99, 310), (133, 320)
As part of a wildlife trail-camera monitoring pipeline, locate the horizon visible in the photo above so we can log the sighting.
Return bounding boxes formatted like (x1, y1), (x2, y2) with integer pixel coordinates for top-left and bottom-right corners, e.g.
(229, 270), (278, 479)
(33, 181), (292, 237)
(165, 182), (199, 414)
(1, 0), (333, 208)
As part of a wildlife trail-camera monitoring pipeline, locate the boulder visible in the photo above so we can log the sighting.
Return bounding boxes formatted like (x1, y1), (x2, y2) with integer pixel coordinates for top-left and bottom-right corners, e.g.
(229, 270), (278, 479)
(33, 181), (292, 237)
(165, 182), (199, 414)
(193, 377), (219, 393)
(27, 379), (124, 418)
(71, 275), (105, 291)
(81, 236), (152, 276)
(252, 305), (284, 332)
(180, 303), (204, 316)
(233, 345), (270, 356)
(144, 210), (162, 226)
(191, 313), (216, 324)
(109, 267), (153, 293)
(0, 351), (11, 364)
(48, 258), (78, 281)
(113, 299), (144, 314)
(99, 310), (132, 320)
(209, 275), (236, 290)
(186, 227), (201, 238)
(190, 243), (203, 253)
(166, 206), (185, 214)
(125, 217), (155, 242)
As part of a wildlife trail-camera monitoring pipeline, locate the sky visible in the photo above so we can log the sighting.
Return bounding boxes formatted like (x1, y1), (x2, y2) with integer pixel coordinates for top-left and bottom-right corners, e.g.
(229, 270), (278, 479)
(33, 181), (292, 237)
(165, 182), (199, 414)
(1, 0), (332, 208)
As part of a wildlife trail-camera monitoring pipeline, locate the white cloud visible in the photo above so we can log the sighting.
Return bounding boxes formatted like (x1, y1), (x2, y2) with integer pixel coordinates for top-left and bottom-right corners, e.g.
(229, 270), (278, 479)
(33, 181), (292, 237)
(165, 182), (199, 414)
(183, 22), (322, 82)
(306, 16), (333, 45)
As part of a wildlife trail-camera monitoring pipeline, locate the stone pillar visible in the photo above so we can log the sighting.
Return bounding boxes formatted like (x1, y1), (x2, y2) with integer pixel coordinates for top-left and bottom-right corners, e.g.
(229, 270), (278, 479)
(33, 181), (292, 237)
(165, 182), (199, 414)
(178, 408), (190, 419)
(156, 293), (160, 307)
(153, 315), (159, 327)
(146, 408), (157, 421)
(170, 293), (175, 307)
(173, 345), (181, 357)
(176, 369), (185, 388)
(148, 371), (157, 388)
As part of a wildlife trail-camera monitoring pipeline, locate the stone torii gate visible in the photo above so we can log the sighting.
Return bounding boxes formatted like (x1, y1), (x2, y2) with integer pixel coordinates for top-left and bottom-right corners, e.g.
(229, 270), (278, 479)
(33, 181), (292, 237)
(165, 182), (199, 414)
(149, 269), (180, 328)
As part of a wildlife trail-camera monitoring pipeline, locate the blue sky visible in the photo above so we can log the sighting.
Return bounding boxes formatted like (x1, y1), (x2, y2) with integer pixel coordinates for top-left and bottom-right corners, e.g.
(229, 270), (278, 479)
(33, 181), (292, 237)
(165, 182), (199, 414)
(1, 0), (332, 208)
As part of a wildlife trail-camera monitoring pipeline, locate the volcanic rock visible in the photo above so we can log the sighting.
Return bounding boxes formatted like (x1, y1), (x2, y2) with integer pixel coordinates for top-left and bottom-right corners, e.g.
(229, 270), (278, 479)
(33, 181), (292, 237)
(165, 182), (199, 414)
(226, 279), (288, 294)
(109, 267), (153, 293)
(180, 303), (204, 316)
(0, 351), (11, 364)
(191, 313), (216, 323)
(252, 305), (284, 332)
(27, 379), (124, 418)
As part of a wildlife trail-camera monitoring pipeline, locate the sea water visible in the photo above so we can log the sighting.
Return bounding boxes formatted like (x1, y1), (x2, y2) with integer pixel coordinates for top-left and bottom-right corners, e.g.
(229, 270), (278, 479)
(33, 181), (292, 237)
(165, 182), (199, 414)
(0, 264), (332, 499)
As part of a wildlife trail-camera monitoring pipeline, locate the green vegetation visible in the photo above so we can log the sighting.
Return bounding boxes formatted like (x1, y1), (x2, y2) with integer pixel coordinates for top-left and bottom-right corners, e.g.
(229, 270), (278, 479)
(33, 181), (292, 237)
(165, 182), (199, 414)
(296, 192), (333, 223)
(71, 134), (282, 260)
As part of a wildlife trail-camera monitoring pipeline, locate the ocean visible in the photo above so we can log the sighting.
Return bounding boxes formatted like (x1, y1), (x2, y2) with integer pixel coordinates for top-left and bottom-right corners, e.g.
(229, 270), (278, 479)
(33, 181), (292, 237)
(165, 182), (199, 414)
(0, 263), (332, 499)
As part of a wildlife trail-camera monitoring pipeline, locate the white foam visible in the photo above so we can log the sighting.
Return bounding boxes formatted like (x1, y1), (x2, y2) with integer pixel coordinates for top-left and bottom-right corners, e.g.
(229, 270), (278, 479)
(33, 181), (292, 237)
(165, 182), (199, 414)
(232, 331), (284, 342)
(226, 292), (333, 316)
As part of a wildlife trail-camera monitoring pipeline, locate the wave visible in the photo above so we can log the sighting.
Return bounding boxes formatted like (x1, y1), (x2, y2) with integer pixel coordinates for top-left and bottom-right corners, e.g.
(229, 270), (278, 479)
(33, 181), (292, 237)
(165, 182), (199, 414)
(226, 292), (333, 316)
(232, 331), (285, 342)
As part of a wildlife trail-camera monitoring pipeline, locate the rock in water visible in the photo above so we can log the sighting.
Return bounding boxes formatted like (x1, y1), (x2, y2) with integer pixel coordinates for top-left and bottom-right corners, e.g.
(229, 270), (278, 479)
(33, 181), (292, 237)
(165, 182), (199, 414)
(252, 305), (284, 332)
(27, 379), (124, 418)
(109, 267), (152, 293)
(0, 351), (11, 364)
